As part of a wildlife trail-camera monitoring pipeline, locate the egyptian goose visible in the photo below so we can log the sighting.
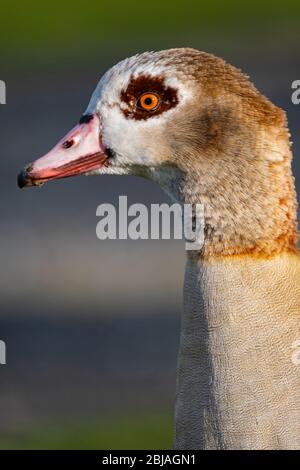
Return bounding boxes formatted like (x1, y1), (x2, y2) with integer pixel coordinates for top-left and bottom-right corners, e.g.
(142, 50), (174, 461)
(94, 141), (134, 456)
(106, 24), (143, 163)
(18, 48), (300, 450)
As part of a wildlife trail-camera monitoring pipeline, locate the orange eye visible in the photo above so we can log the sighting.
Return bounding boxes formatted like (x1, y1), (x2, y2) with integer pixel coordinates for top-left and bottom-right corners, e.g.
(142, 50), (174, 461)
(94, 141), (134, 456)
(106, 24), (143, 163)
(138, 93), (160, 111)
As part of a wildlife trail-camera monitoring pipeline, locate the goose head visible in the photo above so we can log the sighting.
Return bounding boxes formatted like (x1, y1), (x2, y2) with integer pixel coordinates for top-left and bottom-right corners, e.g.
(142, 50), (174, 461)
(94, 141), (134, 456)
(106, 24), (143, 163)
(18, 48), (298, 257)
(17, 49), (201, 195)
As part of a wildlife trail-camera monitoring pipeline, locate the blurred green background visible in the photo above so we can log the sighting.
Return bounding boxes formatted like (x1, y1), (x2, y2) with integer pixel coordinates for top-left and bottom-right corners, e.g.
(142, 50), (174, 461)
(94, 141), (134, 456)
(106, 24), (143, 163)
(1, 0), (300, 66)
(0, 0), (299, 449)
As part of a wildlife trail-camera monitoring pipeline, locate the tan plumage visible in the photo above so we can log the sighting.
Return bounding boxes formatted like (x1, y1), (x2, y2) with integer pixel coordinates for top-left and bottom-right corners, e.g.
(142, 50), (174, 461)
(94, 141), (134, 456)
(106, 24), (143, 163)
(19, 48), (300, 449)
(177, 252), (300, 449)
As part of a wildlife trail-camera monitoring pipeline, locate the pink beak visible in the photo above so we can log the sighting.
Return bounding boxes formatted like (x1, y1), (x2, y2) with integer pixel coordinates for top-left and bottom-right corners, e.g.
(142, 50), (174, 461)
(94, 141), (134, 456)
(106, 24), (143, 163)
(18, 114), (108, 188)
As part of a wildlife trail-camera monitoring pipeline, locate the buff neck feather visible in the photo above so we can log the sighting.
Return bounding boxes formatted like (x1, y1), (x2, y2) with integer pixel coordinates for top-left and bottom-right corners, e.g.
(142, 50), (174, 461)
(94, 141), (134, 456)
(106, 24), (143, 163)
(168, 105), (298, 260)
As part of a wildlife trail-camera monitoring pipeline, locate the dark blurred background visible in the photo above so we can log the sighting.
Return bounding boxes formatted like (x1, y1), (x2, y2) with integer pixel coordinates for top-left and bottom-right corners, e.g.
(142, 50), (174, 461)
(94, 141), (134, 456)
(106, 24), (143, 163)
(0, 0), (299, 449)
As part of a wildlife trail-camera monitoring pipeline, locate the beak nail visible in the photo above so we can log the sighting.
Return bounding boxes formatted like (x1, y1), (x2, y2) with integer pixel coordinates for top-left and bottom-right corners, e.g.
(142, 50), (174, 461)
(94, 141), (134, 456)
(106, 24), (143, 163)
(17, 164), (33, 189)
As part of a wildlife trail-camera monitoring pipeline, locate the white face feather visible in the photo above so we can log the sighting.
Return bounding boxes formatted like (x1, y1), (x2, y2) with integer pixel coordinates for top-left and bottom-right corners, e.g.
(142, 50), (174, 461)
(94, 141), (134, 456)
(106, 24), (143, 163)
(84, 51), (194, 175)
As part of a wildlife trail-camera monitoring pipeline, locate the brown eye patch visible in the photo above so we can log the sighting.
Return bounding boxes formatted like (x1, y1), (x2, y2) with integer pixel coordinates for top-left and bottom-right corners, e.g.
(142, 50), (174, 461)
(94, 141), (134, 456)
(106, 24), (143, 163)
(120, 75), (178, 120)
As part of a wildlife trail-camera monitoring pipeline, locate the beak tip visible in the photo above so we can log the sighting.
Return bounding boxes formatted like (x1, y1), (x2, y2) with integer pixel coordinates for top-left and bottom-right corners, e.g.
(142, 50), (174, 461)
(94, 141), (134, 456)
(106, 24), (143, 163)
(17, 170), (27, 189)
(17, 166), (33, 189)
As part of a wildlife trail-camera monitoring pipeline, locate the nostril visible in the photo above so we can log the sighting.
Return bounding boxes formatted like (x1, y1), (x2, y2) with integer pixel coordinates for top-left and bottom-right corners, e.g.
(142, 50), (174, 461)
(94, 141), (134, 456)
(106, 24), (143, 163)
(25, 163), (33, 173)
(62, 139), (74, 149)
